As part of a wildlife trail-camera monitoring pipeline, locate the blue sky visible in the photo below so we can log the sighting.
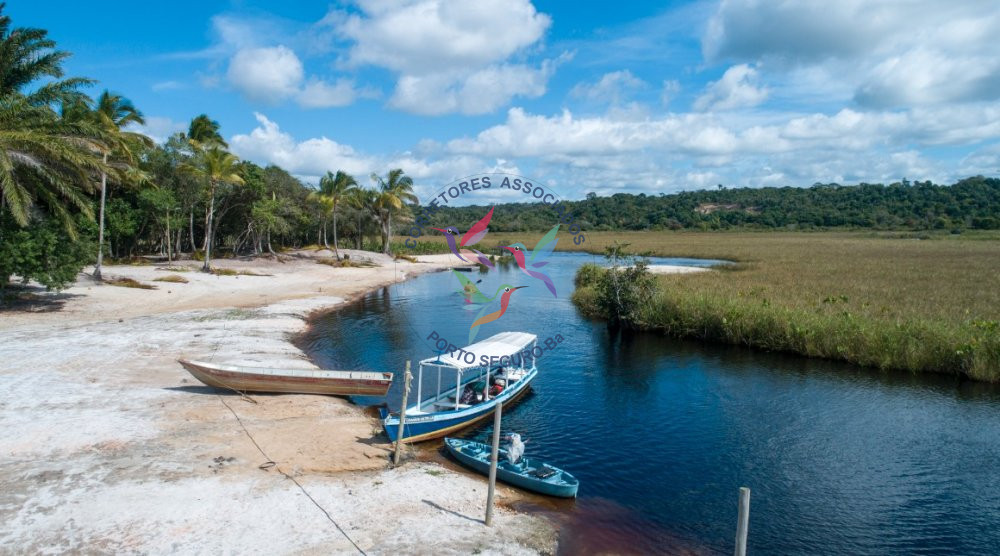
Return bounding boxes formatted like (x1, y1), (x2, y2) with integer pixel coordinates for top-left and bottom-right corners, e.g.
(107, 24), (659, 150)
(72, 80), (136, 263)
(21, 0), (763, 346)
(12, 1), (1000, 200)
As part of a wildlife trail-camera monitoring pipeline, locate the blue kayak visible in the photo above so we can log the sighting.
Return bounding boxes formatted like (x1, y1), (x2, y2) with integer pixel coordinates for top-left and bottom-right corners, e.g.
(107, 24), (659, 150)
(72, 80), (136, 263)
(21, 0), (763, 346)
(444, 437), (579, 498)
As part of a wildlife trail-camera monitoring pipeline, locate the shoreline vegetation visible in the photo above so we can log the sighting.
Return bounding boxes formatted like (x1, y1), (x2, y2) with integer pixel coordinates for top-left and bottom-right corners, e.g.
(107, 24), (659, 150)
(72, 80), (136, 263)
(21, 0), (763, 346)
(563, 231), (1000, 382)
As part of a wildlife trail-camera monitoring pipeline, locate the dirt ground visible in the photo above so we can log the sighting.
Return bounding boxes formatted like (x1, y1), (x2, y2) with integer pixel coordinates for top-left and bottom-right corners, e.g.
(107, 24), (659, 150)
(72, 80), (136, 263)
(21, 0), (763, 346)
(0, 250), (557, 554)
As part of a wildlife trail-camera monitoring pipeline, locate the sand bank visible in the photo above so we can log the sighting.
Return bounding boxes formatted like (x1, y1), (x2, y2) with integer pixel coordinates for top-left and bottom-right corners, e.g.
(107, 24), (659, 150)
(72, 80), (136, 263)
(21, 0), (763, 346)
(0, 250), (556, 553)
(647, 265), (712, 275)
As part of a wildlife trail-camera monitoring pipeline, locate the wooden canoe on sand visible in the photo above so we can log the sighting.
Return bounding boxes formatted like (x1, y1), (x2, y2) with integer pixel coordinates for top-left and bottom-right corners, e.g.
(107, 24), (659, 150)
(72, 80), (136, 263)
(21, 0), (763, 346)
(178, 359), (393, 396)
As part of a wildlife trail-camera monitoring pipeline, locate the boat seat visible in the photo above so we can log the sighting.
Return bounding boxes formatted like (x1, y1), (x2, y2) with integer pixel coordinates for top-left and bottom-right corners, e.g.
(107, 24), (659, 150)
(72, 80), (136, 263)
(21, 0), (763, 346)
(530, 467), (558, 479)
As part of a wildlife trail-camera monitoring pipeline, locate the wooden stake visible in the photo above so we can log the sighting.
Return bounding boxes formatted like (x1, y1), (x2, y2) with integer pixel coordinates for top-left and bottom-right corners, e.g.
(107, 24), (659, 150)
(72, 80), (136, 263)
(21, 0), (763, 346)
(485, 401), (502, 526)
(734, 486), (750, 556)
(393, 360), (411, 466)
(166, 209), (173, 263)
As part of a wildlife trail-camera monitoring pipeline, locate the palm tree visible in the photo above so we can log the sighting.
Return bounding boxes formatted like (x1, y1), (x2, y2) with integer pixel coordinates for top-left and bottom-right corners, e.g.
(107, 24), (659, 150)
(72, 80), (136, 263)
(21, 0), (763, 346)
(315, 170), (357, 259)
(179, 147), (244, 271)
(346, 187), (376, 249)
(186, 114), (226, 149)
(309, 193), (334, 249)
(182, 114), (226, 253)
(0, 5), (93, 106)
(370, 169), (417, 254)
(83, 91), (150, 280)
(0, 6), (105, 236)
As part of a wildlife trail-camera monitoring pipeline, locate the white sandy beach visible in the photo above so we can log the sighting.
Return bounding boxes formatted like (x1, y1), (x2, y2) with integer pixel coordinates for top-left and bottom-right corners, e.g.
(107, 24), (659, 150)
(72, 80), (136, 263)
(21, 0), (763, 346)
(0, 250), (556, 554)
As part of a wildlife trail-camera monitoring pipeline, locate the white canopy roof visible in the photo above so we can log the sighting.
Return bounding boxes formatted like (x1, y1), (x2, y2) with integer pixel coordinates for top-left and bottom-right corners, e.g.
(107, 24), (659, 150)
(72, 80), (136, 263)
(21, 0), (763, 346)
(421, 331), (537, 369)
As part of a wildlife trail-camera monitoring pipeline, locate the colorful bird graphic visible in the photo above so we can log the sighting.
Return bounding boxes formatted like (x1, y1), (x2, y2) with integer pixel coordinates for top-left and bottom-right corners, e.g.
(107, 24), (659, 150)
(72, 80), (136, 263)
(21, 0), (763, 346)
(466, 284), (528, 343)
(430, 206), (495, 268)
(451, 269), (491, 304)
(503, 224), (560, 297)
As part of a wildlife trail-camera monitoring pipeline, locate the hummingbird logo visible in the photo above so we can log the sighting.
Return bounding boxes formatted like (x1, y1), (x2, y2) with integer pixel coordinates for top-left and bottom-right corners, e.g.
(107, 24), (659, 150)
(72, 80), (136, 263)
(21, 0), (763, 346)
(430, 206), (495, 268)
(452, 271), (528, 342)
(452, 270), (490, 304)
(503, 224), (560, 297)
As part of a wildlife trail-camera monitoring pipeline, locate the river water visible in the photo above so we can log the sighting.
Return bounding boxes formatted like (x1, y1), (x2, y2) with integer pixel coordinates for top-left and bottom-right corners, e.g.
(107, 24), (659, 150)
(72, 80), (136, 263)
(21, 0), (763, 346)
(301, 252), (1000, 555)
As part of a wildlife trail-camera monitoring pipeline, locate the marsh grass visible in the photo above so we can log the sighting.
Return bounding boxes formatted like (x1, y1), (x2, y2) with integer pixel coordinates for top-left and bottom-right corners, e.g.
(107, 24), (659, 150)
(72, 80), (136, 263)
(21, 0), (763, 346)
(106, 277), (157, 290)
(569, 231), (1000, 381)
(316, 257), (377, 268)
(153, 274), (188, 284)
(210, 268), (271, 277)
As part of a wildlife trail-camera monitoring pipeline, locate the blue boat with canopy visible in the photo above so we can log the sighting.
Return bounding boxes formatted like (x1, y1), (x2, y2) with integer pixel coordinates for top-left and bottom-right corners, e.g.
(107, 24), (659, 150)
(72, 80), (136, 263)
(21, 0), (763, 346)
(380, 332), (538, 443)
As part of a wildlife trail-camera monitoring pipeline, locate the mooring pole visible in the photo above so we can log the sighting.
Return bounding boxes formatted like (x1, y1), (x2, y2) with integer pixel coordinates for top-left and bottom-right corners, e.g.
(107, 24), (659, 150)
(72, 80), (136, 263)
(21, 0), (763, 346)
(735, 486), (750, 556)
(393, 360), (412, 466)
(166, 209), (172, 263)
(485, 401), (503, 526)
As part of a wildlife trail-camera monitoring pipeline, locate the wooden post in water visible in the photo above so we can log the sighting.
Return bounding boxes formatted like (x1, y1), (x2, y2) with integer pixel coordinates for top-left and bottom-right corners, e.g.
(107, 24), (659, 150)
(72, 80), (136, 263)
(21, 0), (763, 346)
(734, 487), (750, 556)
(393, 360), (411, 466)
(485, 401), (503, 526)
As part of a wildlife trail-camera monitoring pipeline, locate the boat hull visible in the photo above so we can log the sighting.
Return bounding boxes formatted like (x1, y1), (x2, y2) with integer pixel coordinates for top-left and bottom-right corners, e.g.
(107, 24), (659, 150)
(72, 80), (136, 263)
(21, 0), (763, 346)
(381, 369), (535, 443)
(444, 438), (579, 498)
(178, 359), (392, 396)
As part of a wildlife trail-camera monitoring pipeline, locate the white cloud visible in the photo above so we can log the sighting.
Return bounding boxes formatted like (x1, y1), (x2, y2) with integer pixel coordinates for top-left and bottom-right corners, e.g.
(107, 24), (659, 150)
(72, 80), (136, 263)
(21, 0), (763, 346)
(151, 80), (184, 92)
(959, 142), (1000, 176)
(570, 70), (647, 104)
(442, 100), (1000, 188)
(694, 64), (768, 111)
(854, 47), (1000, 107)
(340, 0), (550, 73)
(390, 62), (553, 116)
(227, 46), (304, 104)
(225, 45), (377, 109)
(334, 0), (558, 115)
(660, 79), (681, 107)
(230, 112), (376, 177)
(228, 113), (490, 194)
(703, 0), (1000, 109)
(297, 78), (377, 108)
(184, 2), (557, 114)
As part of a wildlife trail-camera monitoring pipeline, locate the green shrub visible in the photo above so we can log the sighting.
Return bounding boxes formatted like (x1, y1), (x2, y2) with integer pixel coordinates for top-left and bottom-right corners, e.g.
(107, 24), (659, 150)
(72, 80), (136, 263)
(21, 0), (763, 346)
(0, 213), (95, 294)
(574, 263), (604, 288)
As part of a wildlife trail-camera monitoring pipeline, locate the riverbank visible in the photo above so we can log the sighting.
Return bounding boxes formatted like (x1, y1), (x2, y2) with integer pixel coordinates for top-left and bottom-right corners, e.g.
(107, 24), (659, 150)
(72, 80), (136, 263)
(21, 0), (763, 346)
(0, 250), (557, 553)
(568, 231), (1000, 380)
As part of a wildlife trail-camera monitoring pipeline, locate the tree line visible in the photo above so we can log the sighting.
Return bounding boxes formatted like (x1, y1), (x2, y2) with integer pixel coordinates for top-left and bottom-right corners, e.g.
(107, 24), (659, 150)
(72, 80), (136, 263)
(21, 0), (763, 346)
(421, 177), (1000, 234)
(0, 5), (416, 294)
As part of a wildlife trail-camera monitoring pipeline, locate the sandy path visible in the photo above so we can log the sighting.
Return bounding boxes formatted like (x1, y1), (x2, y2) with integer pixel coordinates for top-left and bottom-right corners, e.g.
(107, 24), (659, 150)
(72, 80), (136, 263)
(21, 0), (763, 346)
(0, 251), (555, 554)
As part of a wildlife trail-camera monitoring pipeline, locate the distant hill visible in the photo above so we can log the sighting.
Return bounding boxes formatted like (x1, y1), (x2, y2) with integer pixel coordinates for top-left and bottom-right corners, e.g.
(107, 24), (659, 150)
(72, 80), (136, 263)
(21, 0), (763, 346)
(421, 176), (1000, 233)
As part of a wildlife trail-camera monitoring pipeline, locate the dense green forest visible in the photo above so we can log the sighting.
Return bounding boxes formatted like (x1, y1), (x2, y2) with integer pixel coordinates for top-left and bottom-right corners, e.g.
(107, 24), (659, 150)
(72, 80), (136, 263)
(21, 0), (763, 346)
(421, 177), (1000, 234)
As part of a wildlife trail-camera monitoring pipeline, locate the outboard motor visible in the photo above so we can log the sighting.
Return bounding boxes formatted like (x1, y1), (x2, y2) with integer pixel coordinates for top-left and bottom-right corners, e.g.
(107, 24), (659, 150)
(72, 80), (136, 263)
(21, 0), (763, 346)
(507, 432), (525, 465)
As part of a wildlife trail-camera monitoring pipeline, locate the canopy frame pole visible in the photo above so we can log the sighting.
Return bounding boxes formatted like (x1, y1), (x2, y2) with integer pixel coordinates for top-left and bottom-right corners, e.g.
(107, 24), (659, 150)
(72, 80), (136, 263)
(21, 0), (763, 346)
(454, 368), (461, 410)
(436, 366), (441, 403)
(416, 362), (423, 409)
(416, 361), (424, 411)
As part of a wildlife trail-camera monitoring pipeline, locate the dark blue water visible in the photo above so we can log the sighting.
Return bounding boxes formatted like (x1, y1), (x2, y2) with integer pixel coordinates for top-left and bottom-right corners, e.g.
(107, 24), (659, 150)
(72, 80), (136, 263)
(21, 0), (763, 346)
(302, 252), (1000, 555)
